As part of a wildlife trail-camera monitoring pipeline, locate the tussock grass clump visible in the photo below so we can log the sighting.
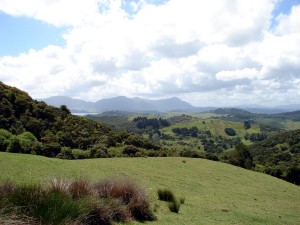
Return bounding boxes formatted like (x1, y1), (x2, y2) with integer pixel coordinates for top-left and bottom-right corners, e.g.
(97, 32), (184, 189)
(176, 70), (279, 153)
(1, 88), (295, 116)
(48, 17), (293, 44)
(157, 188), (175, 202)
(0, 178), (155, 225)
(95, 178), (156, 221)
(69, 179), (92, 199)
(168, 200), (181, 213)
(157, 188), (184, 214)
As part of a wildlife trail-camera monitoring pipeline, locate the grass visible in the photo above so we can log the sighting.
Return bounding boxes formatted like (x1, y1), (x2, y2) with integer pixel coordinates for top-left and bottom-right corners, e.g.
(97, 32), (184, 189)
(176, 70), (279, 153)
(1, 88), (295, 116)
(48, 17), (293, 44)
(161, 118), (261, 139)
(0, 152), (300, 224)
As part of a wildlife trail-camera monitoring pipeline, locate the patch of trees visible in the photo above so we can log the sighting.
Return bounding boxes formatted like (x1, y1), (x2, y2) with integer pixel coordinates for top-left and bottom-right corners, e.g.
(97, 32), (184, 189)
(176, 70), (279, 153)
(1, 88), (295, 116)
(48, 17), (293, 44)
(133, 117), (170, 129)
(224, 128), (236, 136)
(226, 143), (254, 169)
(244, 132), (267, 142)
(172, 126), (198, 137)
(248, 129), (300, 185)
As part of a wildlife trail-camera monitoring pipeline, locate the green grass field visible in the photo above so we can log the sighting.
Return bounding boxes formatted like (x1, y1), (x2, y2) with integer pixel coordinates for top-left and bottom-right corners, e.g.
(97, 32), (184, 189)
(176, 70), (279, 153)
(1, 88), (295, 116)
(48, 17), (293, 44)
(1, 152), (299, 224)
(161, 118), (260, 139)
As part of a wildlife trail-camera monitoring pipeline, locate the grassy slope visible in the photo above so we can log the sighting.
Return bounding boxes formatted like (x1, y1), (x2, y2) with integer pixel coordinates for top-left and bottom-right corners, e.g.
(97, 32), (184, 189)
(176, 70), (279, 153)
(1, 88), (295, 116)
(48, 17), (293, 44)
(255, 117), (300, 130)
(0, 152), (299, 225)
(161, 118), (260, 139)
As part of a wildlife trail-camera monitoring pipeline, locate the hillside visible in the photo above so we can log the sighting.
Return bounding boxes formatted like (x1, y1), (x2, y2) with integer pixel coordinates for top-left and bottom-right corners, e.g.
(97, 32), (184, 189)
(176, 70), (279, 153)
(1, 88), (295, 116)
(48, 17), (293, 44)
(0, 152), (299, 225)
(248, 129), (300, 184)
(0, 81), (160, 158)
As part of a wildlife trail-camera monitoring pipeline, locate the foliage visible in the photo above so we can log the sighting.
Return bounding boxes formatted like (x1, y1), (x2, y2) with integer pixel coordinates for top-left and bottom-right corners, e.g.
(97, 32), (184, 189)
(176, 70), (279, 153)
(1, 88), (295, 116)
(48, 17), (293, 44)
(244, 121), (251, 129)
(0, 81), (162, 158)
(248, 129), (300, 184)
(133, 116), (170, 129)
(227, 143), (253, 169)
(172, 126), (198, 137)
(224, 128), (236, 136)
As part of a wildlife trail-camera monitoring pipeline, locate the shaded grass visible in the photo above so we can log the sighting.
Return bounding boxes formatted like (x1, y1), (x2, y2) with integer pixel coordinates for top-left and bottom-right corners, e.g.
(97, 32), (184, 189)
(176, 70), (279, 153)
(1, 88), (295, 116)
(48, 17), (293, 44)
(0, 152), (300, 224)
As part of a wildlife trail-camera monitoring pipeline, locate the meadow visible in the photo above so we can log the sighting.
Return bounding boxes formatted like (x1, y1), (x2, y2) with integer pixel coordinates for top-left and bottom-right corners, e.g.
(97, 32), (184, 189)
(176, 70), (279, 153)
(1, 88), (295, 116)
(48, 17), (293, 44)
(1, 152), (299, 225)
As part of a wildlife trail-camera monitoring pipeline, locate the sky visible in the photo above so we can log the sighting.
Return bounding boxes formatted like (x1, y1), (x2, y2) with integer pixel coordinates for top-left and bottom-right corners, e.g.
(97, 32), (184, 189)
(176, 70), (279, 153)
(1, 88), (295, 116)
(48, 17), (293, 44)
(0, 0), (300, 107)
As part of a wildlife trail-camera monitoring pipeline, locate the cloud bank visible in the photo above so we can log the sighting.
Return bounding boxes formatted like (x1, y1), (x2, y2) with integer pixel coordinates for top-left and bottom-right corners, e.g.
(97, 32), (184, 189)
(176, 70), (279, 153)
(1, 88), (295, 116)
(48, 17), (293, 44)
(0, 0), (300, 106)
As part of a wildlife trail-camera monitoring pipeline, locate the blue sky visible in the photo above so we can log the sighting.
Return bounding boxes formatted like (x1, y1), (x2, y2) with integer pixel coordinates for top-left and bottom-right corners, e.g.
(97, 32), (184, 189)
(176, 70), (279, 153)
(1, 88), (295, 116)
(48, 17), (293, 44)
(1, 0), (295, 57)
(0, 0), (300, 107)
(0, 13), (66, 56)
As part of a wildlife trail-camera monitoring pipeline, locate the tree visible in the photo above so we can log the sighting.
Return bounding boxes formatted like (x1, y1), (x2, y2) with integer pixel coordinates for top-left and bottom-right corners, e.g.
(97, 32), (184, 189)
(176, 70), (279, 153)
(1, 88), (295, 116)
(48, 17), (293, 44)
(228, 143), (253, 169)
(60, 105), (71, 114)
(0, 129), (12, 151)
(224, 128), (236, 136)
(7, 136), (23, 153)
(244, 121), (251, 130)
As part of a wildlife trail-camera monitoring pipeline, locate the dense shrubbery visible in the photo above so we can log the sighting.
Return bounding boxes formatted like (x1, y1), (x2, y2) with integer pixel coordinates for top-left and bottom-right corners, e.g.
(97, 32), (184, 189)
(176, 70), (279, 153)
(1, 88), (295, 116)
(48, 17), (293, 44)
(0, 82), (161, 158)
(133, 117), (170, 129)
(248, 129), (300, 184)
(172, 126), (198, 137)
(0, 178), (155, 225)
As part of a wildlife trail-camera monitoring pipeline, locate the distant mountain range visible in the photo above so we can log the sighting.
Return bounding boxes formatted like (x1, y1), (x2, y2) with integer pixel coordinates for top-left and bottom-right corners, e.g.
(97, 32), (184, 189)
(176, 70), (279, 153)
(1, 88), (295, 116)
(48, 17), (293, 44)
(40, 96), (197, 113)
(40, 96), (300, 114)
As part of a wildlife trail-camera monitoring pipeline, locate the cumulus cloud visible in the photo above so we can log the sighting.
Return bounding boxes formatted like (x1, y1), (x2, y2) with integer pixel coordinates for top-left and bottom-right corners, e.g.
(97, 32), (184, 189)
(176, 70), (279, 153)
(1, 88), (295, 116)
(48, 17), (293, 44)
(0, 0), (300, 106)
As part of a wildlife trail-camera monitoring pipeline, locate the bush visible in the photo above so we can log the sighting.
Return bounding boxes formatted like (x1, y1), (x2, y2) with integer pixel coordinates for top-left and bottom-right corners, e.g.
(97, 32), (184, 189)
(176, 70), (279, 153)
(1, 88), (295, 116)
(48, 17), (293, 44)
(123, 145), (142, 157)
(71, 149), (90, 159)
(90, 144), (109, 158)
(179, 149), (201, 158)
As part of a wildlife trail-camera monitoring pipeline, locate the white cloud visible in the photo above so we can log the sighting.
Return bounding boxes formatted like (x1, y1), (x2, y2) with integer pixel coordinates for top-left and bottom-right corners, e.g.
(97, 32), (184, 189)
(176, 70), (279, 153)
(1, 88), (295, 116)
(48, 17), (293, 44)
(216, 68), (259, 81)
(275, 5), (300, 35)
(0, 0), (300, 106)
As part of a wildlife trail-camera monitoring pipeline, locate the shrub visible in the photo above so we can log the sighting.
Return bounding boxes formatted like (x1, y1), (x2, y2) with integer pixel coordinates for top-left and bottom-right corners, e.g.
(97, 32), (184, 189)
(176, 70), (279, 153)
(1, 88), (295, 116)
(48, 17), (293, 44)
(90, 144), (109, 158)
(157, 189), (175, 202)
(123, 145), (141, 157)
(7, 136), (23, 153)
(179, 149), (201, 158)
(72, 149), (90, 159)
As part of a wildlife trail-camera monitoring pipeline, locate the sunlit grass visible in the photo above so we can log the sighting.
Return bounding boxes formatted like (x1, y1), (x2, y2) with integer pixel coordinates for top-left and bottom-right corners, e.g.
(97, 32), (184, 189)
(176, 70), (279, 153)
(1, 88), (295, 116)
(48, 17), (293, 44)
(0, 152), (299, 224)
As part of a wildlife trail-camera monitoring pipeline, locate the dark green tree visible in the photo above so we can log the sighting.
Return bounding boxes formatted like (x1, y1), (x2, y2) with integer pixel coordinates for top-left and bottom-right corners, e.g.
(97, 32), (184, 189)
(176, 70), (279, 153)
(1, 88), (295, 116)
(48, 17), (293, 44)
(228, 143), (253, 169)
